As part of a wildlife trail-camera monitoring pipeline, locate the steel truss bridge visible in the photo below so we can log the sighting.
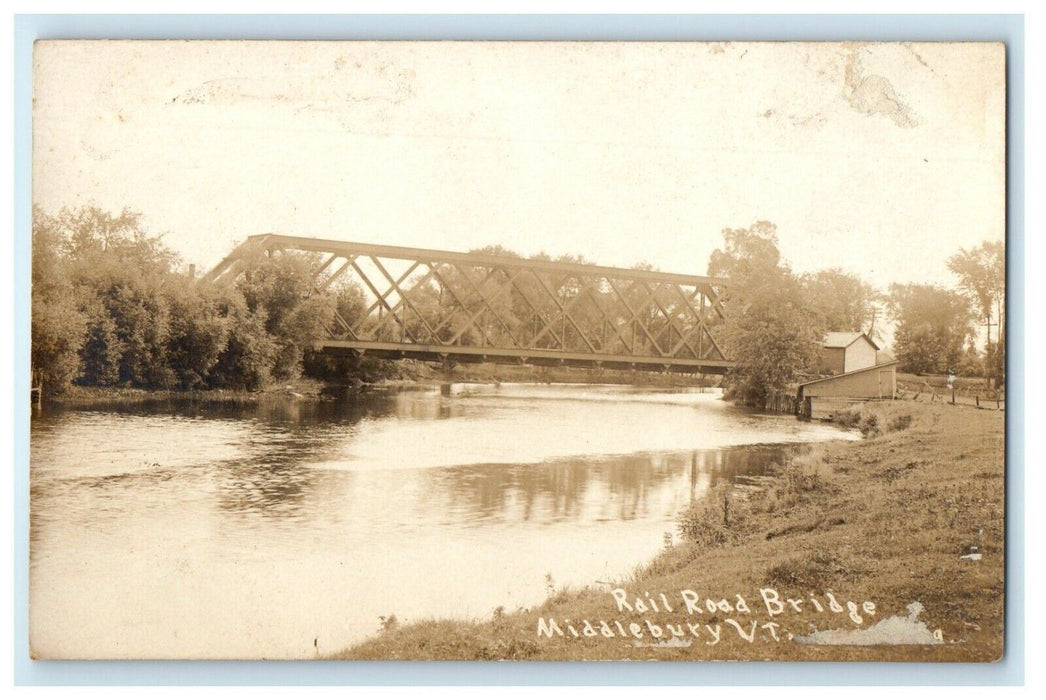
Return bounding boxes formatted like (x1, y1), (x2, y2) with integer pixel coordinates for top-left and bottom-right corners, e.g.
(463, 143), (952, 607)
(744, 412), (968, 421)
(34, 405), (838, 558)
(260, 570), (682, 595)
(204, 234), (733, 374)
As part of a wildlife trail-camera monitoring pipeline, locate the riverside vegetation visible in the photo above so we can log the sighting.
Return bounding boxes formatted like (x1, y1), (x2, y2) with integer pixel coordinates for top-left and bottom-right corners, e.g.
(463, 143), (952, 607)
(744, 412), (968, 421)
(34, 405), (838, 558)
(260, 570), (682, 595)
(32, 207), (1003, 408)
(335, 400), (1004, 661)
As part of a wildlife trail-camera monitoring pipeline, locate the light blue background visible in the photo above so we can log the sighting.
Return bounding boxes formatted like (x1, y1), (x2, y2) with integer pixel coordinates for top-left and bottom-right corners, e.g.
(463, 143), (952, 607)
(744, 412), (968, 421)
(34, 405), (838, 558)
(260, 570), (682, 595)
(12, 13), (1025, 686)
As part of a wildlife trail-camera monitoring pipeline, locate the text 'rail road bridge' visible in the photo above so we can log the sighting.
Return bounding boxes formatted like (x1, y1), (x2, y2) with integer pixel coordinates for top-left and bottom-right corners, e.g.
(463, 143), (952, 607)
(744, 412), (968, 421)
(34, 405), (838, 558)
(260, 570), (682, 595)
(204, 234), (733, 374)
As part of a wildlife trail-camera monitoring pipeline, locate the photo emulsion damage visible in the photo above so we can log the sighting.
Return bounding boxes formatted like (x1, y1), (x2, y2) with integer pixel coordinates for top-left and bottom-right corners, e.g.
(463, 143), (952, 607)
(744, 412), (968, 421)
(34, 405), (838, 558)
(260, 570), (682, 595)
(28, 41), (1006, 661)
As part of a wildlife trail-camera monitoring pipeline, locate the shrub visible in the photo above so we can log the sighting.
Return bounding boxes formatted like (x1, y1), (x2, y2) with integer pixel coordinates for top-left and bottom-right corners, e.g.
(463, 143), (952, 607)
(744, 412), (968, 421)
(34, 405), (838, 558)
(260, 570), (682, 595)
(679, 485), (751, 547)
(834, 405), (891, 437)
(858, 412), (880, 437)
(784, 447), (834, 491)
(887, 413), (913, 432)
(378, 614), (399, 633)
(832, 408), (862, 429)
(748, 448), (836, 514)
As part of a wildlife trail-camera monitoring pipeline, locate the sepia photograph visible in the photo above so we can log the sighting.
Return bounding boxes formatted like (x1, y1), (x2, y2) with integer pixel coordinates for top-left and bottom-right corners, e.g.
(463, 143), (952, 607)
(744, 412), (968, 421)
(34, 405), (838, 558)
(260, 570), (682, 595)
(27, 39), (1006, 662)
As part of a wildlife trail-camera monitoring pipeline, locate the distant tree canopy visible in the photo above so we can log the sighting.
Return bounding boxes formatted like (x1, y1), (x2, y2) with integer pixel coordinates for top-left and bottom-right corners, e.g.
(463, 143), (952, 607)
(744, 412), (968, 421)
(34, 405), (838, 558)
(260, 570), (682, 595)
(30, 205), (364, 394)
(947, 240), (1005, 384)
(707, 220), (781, 282)
(887, 283), (974, 375)
(708, 221), (824, 405)
(800, 268), (878, 334)
(32, 205), (1004, 396)
(947, 241), (1004, 340)
(704, 222), (1005, 396)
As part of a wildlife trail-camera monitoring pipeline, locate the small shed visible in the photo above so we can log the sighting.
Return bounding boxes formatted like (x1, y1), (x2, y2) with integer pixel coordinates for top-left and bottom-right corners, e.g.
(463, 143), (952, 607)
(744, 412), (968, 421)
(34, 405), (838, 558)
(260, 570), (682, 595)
(798, 360), (899, 402)
(820, 332), (881, 375)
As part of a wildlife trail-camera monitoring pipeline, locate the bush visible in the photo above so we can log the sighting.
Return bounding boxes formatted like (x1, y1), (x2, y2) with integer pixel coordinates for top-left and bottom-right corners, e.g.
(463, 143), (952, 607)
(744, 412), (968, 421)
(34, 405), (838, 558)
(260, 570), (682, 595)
(832, 408), (862, 429)
(679, 485), (751, 547)
(792, 453), (832, 485)
(858, 412), (880, 437)
(748, 448), (835, 514)
(887, 413), (913, 432)
(378, 614), (399, 633)
(833, 405), (888, 437)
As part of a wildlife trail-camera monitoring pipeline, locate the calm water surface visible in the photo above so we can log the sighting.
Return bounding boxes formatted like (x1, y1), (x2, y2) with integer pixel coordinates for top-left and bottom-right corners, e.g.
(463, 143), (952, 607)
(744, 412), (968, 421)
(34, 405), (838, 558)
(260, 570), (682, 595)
(29, 383), (854, 658)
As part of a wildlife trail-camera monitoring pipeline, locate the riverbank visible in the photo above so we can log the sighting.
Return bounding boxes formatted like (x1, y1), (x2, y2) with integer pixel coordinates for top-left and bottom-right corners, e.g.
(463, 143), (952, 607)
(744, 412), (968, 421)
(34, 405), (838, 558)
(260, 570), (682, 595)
(40, 378), (334, 407)
(441, 363), (716, 387)
(42, 364), (715, 407)
(334, 399), (1004, 661)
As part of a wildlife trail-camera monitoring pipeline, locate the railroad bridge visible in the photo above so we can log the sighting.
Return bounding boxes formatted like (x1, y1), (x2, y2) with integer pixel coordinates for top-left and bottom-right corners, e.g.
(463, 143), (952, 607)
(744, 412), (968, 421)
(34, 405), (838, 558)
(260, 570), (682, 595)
(204, 234), (733, 374)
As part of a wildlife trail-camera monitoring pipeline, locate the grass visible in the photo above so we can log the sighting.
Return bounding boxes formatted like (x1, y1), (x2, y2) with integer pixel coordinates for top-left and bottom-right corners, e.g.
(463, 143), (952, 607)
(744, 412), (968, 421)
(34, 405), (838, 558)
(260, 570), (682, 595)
(897, 372), (1004, 400)
(331, 399), (1005, 661)
(43, 377), (334, 407)
(47, 362), (715, 407)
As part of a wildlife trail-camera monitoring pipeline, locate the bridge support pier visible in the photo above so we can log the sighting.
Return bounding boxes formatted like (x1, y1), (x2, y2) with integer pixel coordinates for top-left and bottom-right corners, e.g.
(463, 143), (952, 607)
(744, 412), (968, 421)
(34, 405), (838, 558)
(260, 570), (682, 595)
(439, 353), (455, 395)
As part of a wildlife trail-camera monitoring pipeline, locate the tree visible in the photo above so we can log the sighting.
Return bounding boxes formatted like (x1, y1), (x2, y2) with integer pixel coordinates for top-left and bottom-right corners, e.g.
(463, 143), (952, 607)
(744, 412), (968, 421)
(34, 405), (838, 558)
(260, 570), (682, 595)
(708, 221), (782, 282)
(947, 240), (1005, 384)
(31, 289), (87, 391)
(888, 283), (973, 375)
(77, 297), (122, 386)
(236, 251), (336, 380)
(801, 268), (878, 333)
(31, 207), (88, 392)
(708, 222), (823, 405)
(46, 206), (182, 388)
(165, 280), (232, 389)
(947, 241), (1004, 345)
(208, 290), (278, 390)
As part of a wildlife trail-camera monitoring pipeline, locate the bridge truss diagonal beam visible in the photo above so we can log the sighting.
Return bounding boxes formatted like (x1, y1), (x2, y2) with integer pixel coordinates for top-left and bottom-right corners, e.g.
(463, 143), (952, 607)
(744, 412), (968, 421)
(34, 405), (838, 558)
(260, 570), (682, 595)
(202, 233), (733, 373)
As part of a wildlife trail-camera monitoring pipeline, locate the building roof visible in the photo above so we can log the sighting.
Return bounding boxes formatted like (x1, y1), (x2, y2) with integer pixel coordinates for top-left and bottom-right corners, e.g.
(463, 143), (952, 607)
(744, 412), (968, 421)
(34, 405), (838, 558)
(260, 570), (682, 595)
(823, 331), (881, 350)
(798, 360), (899, 388)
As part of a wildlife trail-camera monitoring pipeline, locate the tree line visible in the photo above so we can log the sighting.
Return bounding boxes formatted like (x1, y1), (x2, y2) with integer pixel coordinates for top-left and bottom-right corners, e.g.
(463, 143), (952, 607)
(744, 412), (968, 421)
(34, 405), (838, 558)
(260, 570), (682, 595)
(710, 221), (1005, 405)
(30, 206), (401, 394)
(30, 206), (1005, 402)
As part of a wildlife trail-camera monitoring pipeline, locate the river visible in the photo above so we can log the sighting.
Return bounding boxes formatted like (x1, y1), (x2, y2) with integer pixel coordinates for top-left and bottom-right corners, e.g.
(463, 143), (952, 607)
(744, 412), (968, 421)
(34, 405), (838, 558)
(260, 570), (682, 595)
(29, 383), (854, 659)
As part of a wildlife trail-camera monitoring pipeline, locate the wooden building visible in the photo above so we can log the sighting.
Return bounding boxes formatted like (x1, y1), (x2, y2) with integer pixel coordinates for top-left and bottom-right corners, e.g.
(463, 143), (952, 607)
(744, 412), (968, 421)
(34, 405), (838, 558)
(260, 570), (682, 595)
(819, 332), (881, 375)
(799, 360), (898, 400)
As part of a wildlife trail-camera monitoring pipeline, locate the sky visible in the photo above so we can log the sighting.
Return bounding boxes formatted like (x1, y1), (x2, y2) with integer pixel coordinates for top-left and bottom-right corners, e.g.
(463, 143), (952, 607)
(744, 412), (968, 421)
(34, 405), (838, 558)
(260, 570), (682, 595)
(32, 41), (1005, 293)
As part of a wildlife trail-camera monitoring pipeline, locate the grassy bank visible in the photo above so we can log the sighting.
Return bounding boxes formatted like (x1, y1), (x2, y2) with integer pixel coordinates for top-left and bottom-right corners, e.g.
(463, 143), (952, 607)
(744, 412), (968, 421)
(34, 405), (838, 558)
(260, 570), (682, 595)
(41, 377), (335, 407)
(334, 400), (1004, 661)
(44, 363), (714, 407)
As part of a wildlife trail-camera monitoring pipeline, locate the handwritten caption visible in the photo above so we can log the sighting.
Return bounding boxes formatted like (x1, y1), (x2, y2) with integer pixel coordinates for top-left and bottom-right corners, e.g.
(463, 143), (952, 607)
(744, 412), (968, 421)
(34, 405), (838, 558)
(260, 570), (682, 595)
(536, 587), (881, 646)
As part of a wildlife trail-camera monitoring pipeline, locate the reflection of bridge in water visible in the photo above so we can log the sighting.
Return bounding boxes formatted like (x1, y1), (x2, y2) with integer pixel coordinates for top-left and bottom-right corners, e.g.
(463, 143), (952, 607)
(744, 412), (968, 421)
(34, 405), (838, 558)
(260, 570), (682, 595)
(205, 234), (733, 374)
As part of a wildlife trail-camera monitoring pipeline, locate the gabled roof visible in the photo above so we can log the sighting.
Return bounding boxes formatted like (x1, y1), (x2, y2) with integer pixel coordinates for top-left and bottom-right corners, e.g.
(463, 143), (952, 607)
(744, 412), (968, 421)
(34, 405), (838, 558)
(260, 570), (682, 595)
(823, 331), (881, 351)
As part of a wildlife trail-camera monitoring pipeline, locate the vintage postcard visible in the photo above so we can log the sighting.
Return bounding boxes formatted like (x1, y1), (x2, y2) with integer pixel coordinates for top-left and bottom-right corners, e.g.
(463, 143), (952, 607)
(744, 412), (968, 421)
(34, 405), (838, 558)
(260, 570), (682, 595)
(29, 40), (1006, 661)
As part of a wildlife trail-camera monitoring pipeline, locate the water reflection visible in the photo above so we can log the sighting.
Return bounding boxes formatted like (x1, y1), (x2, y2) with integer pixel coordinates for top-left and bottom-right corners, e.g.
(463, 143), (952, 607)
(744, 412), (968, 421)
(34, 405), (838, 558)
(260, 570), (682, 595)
(29, 384), (849, 658)
(420, 446), (789, 524)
